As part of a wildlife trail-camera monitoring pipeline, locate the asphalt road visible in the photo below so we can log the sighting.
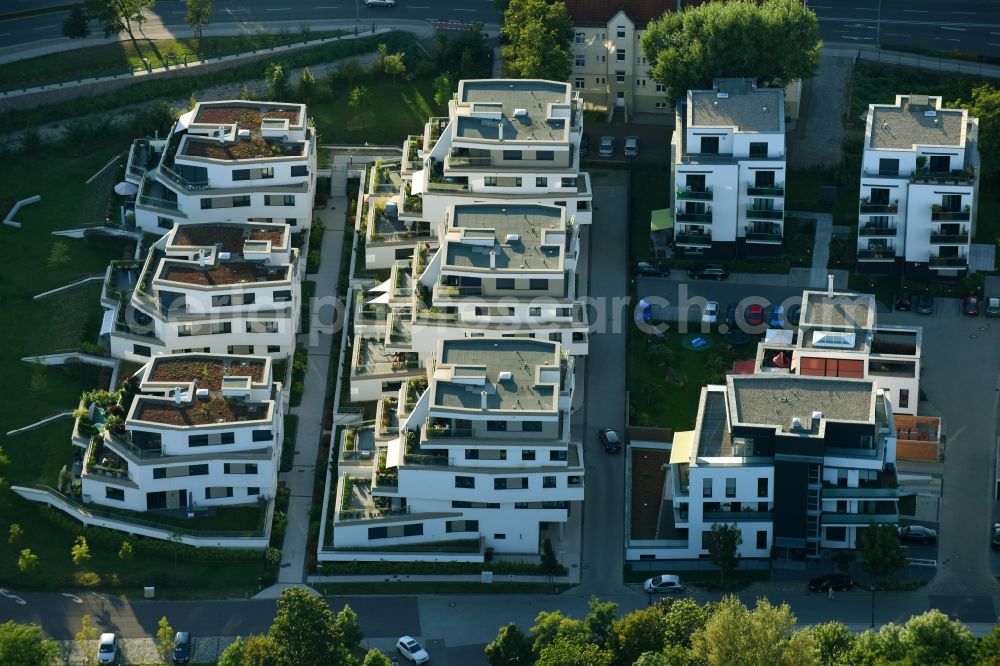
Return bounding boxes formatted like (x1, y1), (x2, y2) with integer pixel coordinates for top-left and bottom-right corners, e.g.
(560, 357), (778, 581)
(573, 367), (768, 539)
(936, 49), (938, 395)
(0, 0), (502, 48)
(809, 0), (1000, 58)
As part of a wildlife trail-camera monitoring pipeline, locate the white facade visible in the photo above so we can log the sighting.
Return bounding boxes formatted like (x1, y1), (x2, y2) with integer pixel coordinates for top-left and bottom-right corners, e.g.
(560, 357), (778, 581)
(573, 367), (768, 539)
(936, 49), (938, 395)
(671, 79), (786, 257)
(857, 94), (979, 276)
(79, 353), (283, 513)
(103, 222), (300, 363)
(126, 101), (317, 234)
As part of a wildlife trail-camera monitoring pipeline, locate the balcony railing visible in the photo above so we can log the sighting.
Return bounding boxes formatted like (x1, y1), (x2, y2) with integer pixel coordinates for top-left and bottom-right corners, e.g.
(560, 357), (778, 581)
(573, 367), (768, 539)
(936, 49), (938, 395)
(676, 187), (713, 201)
(675, 233), (712, 246)
(860, 202), (898, 214)
(859, 224), (897, 236)
(930, 210), (970, 221)
(675, 211), (713, 223)
(746, 185), (784, 197)
(159, 165), (210, 191)
(745, 231), (783, 242)
(424, 419), (474, 439)
(929, 231), (969, 244)
(434, 284), (483, 298)
(745, 207), (783, 220)
(929, 255), (967, 267)
(137, 194), (179, 211)
(857, 249), (895, 260)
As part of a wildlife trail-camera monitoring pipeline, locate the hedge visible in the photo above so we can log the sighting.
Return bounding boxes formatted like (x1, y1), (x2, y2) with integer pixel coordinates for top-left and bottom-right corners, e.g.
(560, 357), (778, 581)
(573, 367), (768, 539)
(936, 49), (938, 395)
(317, 559), (567, 576)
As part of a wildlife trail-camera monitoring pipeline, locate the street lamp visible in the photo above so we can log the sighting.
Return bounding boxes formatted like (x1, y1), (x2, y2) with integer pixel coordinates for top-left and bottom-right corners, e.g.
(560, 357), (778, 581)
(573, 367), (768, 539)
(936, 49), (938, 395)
(870, 583), (876, 628)
(355, 0), (360, 36)
(875, 0), (882, 50)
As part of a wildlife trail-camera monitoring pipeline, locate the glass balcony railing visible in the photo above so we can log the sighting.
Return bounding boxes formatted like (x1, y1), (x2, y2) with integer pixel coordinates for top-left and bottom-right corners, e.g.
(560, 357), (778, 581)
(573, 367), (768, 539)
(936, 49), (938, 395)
(676, 187), (713, 201)
(745, 207), (783, 220)
(859, 224), (897, 236)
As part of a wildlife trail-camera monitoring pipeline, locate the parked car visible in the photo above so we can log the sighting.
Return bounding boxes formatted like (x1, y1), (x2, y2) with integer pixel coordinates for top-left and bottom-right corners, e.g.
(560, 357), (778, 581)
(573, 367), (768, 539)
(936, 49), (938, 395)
(725, 303), (738, 328)
(365, 0), (396, 6)
(634, 261), (668, 277)
(787, 303), (801, 326)
(808, 573), (853, 593)
(963, 295), (980, 317)
(172, 632), (191, 665)
(580, 133), (590, 157)
(599, 136), (615, 157)
(599, 428), (623, 453)
(687, 264), (729, 280)
(987, 297), (1000, 318)
(702, 301), (720, 324)
(643, 574), (685, 593)
(992, 523), (1000, 550)
(744, 304), (765, 327)
(897, 524), (937, 544)
(624, 135), (640, 156)
(97, 633), (119, 665)
(894, 291), (912, 311)
(396, 636), (430, 664)
(769, 304), (785, 328)
(915, 293), (935, 314)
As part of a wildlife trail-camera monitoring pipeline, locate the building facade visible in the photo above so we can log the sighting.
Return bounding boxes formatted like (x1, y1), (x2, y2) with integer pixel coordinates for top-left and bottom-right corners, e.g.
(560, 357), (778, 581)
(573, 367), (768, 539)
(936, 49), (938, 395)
(126, 101), (317, 234)
(857, 94), (980, 277)
(671, 78), (786, 258)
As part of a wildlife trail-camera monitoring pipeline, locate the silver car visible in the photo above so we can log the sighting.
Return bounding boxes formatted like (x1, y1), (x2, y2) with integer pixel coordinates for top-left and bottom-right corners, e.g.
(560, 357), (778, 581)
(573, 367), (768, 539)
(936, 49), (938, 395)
(624, 135), (639, 156)
(599, 136), (614, 157)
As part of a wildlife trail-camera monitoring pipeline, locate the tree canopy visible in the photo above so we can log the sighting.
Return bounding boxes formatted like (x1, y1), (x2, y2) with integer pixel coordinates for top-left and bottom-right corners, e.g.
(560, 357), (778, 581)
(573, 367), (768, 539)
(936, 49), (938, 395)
(705, 523), (742, 587)
(857, 522), (907, 578)
(641, 0), (821, 103)
(500, 0), (573, 81)
(0, 621), (59, 666)
(952, 84), (1000, 178)
(268, 587), (355, 666)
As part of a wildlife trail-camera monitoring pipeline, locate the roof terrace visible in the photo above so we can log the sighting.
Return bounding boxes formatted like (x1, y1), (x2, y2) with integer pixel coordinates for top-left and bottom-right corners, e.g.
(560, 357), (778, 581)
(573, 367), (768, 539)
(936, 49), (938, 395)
(192, 102), (304, 130)
(156, 260), (291, 287)
(454, 79), (574, 143)
(170, 224), (288, 254)
(690, 79), (784, 133)
(869, 95), (966, 150)
(729, 375), (875, 431)
(801, 291), (875, 329)
(444, 204), (565, 272)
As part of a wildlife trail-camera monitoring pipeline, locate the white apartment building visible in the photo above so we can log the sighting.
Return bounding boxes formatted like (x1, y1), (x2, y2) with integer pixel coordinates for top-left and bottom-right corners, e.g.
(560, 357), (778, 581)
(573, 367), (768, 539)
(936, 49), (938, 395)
(627, 374), (899, 561)
(126, 100), (317, 234)
(365, 78), (593, 270)
(329, 337), (583, 557)
(102, 221), (300, 362)
(753, 289), (921, 415)
(77, 353), (283, 513)
(671, 78), (786, 258)
(351, 203), (588, 401)
(857, 94), (980, 277)
(563, 0), (675, 118)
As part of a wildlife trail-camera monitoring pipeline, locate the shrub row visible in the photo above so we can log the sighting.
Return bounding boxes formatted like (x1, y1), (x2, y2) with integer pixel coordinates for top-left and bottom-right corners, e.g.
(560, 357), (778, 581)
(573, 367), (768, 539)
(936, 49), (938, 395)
(317, 559), (566, 576)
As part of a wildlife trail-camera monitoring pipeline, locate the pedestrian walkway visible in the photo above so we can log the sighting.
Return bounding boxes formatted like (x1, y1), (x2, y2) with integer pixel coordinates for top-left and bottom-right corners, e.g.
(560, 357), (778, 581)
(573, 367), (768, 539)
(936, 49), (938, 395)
(825, 44), (1000, 80)
(787, 211), (835, 289)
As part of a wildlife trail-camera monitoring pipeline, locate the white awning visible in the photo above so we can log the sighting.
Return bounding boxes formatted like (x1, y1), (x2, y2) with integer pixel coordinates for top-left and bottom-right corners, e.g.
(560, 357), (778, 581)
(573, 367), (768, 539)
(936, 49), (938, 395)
(669, 430), (695, 465)
(764, 329), (794, 345)
(369, 278), (393, 294)
(366, 292), (391, 305)
(99, 308), (116, 336)
(386, 437), (402, 468)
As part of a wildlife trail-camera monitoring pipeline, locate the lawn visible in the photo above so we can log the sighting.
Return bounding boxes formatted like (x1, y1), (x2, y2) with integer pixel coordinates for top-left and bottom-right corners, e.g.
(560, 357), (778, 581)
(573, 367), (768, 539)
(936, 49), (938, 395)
(0, 30), (346, 91)
(628, 329), (758, 431)
(629, 167), (670, 264)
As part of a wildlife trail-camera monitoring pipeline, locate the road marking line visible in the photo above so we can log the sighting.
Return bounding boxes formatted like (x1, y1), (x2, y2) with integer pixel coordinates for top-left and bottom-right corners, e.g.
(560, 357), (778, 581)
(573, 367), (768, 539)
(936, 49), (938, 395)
(33, 24), (57, 30)
(809, 4), (832, 8)
(266, 7), (292, 11)
(903, 9), (928, 12)
(946, 38), (961, 41)
(883, 33), (908, 37)
(988, 43), (1000, 47)
(953, 11), (977, 14)
(314, 5), (339, 7)
(854, 7), (878, 10)
(453, 7), (477, 11)
(61, 593), (83, 604)
(940, 27), (965, 31)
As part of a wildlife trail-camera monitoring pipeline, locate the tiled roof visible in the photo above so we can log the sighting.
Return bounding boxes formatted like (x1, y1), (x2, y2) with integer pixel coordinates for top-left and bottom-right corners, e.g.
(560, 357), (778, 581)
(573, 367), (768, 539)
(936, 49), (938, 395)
(563, 0), (697, 27)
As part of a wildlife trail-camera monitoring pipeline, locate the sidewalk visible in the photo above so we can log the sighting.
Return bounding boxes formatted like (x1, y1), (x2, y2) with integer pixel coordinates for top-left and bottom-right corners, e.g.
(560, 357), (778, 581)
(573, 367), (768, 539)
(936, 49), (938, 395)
(825, 43), (1000, 80)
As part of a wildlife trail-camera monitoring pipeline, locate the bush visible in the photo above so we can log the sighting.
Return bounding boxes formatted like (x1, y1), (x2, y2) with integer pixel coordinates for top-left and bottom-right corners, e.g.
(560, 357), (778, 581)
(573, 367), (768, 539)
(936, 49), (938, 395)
(307, 250), (321, 273)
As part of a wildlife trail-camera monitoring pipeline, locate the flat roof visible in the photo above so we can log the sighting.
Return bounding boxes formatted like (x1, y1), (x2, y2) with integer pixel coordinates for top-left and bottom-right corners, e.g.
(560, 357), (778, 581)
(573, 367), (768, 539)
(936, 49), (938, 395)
(445, 204), (564, 271)
(869, 96), (966, 150)
(192, 101), (304, 129)
(801, 291), (875, 329)
(690, 79), (783, 133)
(146, 355), (267, 389)
(170, 223), (287, 254)
(157, 260), (290, 287)
(433, 338), (560, 412)
(729, 375), (874, 430)
(455, 79), (572, 142)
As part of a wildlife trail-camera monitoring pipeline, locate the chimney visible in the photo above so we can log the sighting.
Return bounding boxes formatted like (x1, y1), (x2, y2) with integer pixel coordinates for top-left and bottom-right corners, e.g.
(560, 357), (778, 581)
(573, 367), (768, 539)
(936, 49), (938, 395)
(481, 390), (488, 411)
(791, 417), (803, 430)
(198, 250), (208, 267)
(827, 274), (834, 297)
(812, 411), (823, 424)
(498, 119), (503, 142)
(490, 250), (496, 270)
(173, 387), (183, 405)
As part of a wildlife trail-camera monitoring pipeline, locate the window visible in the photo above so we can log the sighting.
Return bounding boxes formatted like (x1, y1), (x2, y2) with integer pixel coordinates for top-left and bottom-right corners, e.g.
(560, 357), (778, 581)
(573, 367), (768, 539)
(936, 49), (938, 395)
(561, 177), (577, 188)
(484, 176), (498, 186)
(899, 389), (909, 409)
(755, 171), (776, 187)
(265, 195), (296, 206)
(636, 79), (645, 87)
(487, 420), (507, 431)
(447, 519), (479, 533)
(749, 142), (768, 158)
(268, 345), (281, 353)
(549, 332), (562, 343)
(157, 216), (174, 230)
(189, 432), (234, 447)
(878, 157), (900, 176)
(502, 150), (522, 161)
(252, 430), (273, 442)
(273, 290), (293, 303)
(929, 155), (951, 173)
(248, 487), (260, 496)
(700, 136), (720, 154)
(536, 151), (554, 161)
(153, 468), (166, 479)
(246, 321), (278, 334)
(529, 279), (547, 290)
(655, 102), (668, 110)
(521, 450), (536, 461)
(574, 78), (585, 89)
(703, 478), (713, 498)
(543, 476), (557, 488)
(214, 293), (255, 307)
(105, 487), (125, 501)
(465, 449), (479, 460)
(132, 344), (151, 357)
(522, 421), (542, 432)
(826, 526), (847, 542)
(656, 83), (666, 93)
(496, 278), (515, 290)
(232, 195), (251, 207)
(494, 533), (507, 540)
(403, 523), (423, 537)
(756, 531), (767, 550)
(368, 526), (388, 539)
(291, 165), (308, 177)
(452, 500), (500, 508)
(536, 177), (547, 187)
(210, 322), (232, 335)
(616, 71), (625, 83)
(701, 531), (711, 549)
(494, 478), (507, 490)
(224, 463), (258, 474)
(616, 48), (625, 62)
(205, 486), (234, 499)
(529, 307), (542, 317)
(575, 32), (585, 44)
(201, 198), (213, 210)
(616, 25), (626, 38)
(455, 476), (475, 489)
(549, 450), (567, 462)
(725, 478), (736, 498)
(596, 77), (605, 85)
(189, 464), (209, 476)
(574, 55), (585, 67)
(758, 478), (768, 497)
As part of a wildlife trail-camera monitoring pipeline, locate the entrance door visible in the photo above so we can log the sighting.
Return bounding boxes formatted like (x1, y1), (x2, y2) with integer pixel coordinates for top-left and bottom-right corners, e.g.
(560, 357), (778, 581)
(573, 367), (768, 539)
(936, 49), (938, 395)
(615, 91), (625, 108)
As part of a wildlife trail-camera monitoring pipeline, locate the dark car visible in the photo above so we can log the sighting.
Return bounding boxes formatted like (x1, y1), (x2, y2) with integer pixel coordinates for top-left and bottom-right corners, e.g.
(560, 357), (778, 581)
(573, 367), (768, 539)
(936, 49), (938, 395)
(634, 261), (668, 277)
(172, 632), (191, 665)
(897, 525), (937, 544)
(687, 264), (729, 280)
(808, 573), (853, 593)
(580, 133), (590, 157)
(963, 295), (980, 317)
(787, 303), (801, 326)
(725, 303), (738, 328)
(915, 293), (935, 314)
(744, 304), (765, 327)
(894, 292), (912, 311)
(992, 523), (1000, 550)
(599, 428), (622, 452)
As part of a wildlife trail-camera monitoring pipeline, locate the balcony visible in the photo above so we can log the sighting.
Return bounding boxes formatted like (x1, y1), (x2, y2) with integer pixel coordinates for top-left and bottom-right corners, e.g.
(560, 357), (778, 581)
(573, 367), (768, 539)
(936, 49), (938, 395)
(354, 337), (420, 378)
(929, 255), (967, 268)
(930, 208), (970, 221)
(745, 207), (783, 220)
(746, 184), (784, 197)
(423, 418), (474, 439)
(744, 230), (783, 243)
(676, 187), (713, 201)
(402, 134), (423, 174)
(858, 223), (897, 236)
(675, 233), (712, 247)
(675, 211), (713, 223)
(159, 164), (210, 191)
(859, 201), (898, 214)
(857, 249), (895, 260)
(929, 230), (969, 244)
(433, 283), (483, 299)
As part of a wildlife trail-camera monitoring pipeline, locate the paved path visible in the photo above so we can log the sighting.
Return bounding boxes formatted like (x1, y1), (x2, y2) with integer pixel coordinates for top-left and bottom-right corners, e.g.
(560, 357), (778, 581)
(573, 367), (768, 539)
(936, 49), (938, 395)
(788, 54), (853, 170)
(786, 211), (835, 289)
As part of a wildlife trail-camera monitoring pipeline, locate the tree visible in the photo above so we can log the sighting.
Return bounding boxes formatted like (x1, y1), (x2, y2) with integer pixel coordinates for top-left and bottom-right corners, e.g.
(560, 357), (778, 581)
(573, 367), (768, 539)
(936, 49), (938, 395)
(17, 549), (39, 575)
(218, 634), (277, 666)
(47, 241), (70, 267)
(540, 537), (560, 574)
(809, 621), (855, 666)
(84, 0), (155, 61)
(334, 603), (364, 653)
(118, 540), (134, 560)
(362, 648), (392, 666)
(432, 73), (453, 108)
(977, 624), (1000, 665)
(75, 614), (99, 666)
(584, 596), (617, 647)
(485, 622), (532, 666)
(155, 616), (174, 662)
(349, 85), (371, 129)
(691, 595), (818, 666)
(705, 523), (742, 588)
(298, 67), (316, 101)
(857, 522), (907, 625)
(660, 597), (714, 649)
(0, 621), (59, 666)
(71, 536), (91, 566)
(530, 609), (588, 655)
(269, 586), (350, 666)
(953, 84), (1000, 178)
(382, 52), (407, 86)
(335, 58), (366, 90)
(500, 0), (573, 81)
(8, 523), (21, 545)
(62, 6), (92, 39)
(609, 605), (667, 666)
(185, 0), (212, 54)
(642, 0), (821, 103)
(901, 610), (975, 665)
(537, 636), (612, 666)
(376, 42), (388, 71)
(266, 63), (288, 99)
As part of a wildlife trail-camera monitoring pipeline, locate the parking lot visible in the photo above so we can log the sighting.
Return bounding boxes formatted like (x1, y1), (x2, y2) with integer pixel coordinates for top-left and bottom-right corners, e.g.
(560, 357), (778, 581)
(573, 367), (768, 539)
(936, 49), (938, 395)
(581, 121), (672, 167)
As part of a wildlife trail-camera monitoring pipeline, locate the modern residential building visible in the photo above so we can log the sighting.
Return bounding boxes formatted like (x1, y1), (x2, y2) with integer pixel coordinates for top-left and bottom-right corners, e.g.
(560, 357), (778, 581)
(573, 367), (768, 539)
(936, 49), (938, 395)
(101, 221), (300, 362)
(125, 100), (317, 234)
(627, 373), (899, 561)
(77, 353), (283, 513)
(857, 94), (979, 277)
(327, 337), (583, 559)
(351, 202), (588, 401)
(366, 78), (593, 270)
(671, 78), (786, 257)
(750, 289), (921, 415)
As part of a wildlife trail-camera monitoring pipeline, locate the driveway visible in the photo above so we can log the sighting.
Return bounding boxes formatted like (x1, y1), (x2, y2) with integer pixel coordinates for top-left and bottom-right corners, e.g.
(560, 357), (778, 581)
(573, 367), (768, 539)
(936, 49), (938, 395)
(581, 122), (673, 167)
